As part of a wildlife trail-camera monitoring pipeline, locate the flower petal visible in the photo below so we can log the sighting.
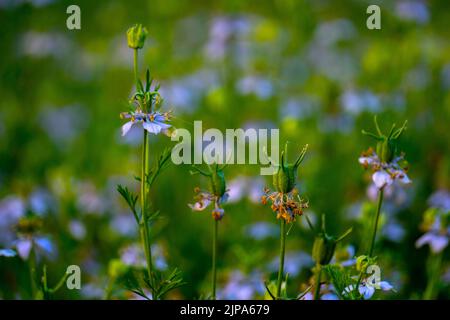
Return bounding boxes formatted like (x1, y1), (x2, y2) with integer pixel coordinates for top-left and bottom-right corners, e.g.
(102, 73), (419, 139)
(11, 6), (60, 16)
(16, 239), (32, 260)
(372, 170), (393, 189)
(143, 121), (162, 134)
(188, 199), (211, 211)
(393, 170), (412, 184)
(415, 233), (433, 248)
(360, 285), (375, 300)
(429, 234), (449, 253)
(121, 121), (134, 136)
(379, 281), (394, 291)
(0, 248), (17, 257)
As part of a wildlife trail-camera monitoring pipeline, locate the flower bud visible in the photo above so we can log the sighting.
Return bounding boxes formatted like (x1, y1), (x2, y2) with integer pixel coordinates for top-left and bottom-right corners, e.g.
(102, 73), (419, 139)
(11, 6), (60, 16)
(312, 233), (337, 266)
(127, 24), (148, 49)
(376, 139), (395, 163)
(356, 255), (370, 272)
(272, 144), (308, 194)
(209, 168), (227, 197)
(312, 216), (352, 266)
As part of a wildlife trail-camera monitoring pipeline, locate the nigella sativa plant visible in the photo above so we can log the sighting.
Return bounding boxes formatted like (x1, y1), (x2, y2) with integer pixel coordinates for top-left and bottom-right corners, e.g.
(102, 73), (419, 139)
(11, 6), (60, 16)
(116, 24), (183, 300)
(189, 163), (229, 299)
(359, 116), (410, 258)
(261, 143), (309, 299)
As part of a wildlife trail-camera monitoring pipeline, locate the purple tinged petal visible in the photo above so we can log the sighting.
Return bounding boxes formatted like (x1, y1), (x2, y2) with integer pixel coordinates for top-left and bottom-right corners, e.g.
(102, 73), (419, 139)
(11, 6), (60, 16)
(142, 121), (162, 134)
(16, 239), (32, 260)
(121, 121), (134, 136)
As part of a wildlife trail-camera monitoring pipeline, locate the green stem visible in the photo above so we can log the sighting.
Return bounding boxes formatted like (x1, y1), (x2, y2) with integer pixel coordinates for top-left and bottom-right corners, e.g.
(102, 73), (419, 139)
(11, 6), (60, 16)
(276, 219), (286, 299)
(134, 47), (154, 295)
(368, 188), (384, 257)
(28, 240), (37, 299)
(133, 49), (139, 89)
(140, 130), (153, 285)
(212, 219), (218, 300)
(423, 252), (443, 300)
(314, 264), (322, 300)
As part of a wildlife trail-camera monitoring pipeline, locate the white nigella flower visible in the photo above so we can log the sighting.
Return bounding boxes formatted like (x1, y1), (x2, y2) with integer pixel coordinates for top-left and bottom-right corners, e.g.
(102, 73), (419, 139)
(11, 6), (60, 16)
(188, 188), (229, 221)
(120, 110), (172, 136)
(344, 280), (394, 300)
(359, 149), (411, 189)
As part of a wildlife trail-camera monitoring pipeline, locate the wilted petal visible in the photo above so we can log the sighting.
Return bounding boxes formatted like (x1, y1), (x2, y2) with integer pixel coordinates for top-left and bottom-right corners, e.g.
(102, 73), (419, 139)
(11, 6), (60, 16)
(188, 199), (211, 211)
(121, 121), (134, 136)
(372, 171), (393, 189)
(16, 239), (32, 260)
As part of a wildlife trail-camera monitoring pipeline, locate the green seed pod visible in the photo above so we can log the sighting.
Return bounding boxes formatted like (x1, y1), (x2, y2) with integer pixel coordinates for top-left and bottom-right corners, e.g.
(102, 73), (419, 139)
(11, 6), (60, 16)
(273, 164), (297, 194)
(376, 139), (395, 163)
(272, 144), (308, 194)
(362, 116), (408, 163)
(312, 215), (352, 266)
(312, 233), (337, 266)
(356, 255), (370, 272)
(209, 167), (226, 197)
(127, 24), (148, 49)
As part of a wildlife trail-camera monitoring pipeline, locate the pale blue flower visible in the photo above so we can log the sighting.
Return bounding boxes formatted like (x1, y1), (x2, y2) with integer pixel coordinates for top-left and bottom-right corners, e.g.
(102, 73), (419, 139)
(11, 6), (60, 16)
(344, 280), (394, 300)
(15, 236), (56, 261)
(121, 111), (171, 136)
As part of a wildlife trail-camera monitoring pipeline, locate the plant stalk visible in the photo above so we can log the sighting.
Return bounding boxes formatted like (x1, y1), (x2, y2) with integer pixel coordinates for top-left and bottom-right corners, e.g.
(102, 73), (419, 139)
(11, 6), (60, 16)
(276, 219), (286, 299)
(314, 264), (322, 300)
(368, 188), (384, 257)
(134, 47), (154, 291)
(212, 219), (218, 300)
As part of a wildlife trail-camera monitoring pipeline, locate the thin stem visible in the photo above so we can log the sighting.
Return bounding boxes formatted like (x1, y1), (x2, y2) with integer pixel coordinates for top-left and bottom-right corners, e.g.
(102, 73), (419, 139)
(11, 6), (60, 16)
(423, 252), (443, 300)
(276, 219), (286, 299)
(212, 219), (218, 300)
(133, 49), (139, 89)
(368, 188), (384, 257)
(28, 240), (37, 299)
(140, 130), (154, 284)
(314, 264), (322, 300)
(134, 47), (154, 294)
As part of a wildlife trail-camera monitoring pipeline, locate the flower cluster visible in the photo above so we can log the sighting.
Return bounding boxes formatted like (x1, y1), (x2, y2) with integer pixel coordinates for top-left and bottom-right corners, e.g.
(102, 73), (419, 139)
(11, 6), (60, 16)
(359, 116), (411, 190)
(359, 147), (411, 189)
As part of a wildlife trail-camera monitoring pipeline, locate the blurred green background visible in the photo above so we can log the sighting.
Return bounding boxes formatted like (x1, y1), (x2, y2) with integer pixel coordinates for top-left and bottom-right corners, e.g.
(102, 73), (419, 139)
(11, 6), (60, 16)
(1, 0), (449, 299)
